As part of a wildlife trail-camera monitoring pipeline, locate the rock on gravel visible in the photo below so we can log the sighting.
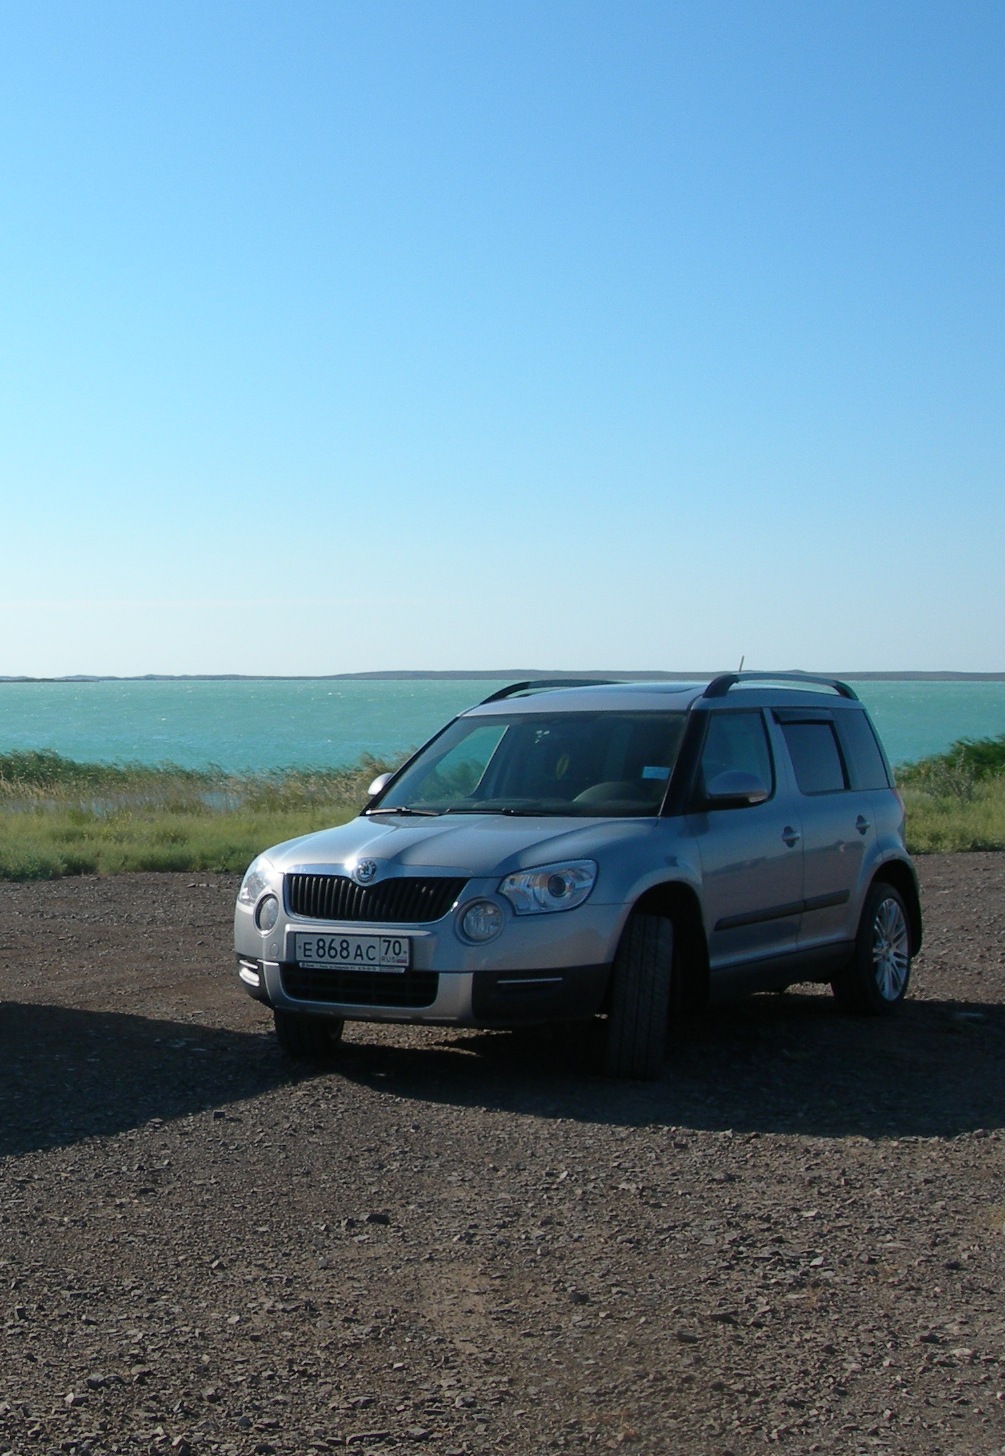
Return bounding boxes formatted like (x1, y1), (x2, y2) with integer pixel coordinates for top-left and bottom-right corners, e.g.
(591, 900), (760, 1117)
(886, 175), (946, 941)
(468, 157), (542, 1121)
(1, 856), (1004, 1455)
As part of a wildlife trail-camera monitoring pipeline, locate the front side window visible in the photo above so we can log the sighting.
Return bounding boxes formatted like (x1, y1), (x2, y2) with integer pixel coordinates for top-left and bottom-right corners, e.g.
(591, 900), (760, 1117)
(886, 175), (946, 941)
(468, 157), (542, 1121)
(367, 711), (687, 817)
(696, 710), (774, 801)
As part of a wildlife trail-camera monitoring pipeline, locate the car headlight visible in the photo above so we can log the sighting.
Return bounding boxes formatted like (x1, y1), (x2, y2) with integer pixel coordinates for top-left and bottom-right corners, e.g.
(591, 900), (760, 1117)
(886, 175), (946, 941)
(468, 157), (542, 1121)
(238, 854), (276, 909)
(498, 860), (597, 915)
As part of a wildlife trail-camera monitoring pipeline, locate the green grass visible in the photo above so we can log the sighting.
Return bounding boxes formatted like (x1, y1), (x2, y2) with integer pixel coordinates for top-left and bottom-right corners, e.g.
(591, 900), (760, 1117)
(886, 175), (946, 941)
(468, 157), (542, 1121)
(901, 777), (1005, 853)
(1, 731), (1004, 879)
(0, 750), (397, 880)
(897, 732), (1005, 853)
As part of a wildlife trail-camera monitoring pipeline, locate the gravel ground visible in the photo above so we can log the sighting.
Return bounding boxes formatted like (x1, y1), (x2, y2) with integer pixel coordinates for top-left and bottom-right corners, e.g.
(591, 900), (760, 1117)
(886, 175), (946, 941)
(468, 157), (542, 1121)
(1, 854), (1003, 1456)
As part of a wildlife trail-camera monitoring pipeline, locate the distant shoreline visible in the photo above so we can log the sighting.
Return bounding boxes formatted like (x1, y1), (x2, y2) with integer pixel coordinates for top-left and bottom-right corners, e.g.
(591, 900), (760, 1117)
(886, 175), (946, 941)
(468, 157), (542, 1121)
(1, 670), (1004, 685)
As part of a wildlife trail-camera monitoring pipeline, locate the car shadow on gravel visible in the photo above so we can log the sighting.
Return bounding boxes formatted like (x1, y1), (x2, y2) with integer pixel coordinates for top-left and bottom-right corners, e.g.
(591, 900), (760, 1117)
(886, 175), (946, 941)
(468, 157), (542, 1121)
(4, 991), (1003, 1158)
(331, 989), (1005, 1141)
(0, 1002), (285, 1159)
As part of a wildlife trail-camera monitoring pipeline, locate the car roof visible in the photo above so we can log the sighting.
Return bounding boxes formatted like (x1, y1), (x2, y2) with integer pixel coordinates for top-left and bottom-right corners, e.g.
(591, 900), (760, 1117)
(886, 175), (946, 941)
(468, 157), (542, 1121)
(461, 674), (860, 719)
(463, 681), (707, 717)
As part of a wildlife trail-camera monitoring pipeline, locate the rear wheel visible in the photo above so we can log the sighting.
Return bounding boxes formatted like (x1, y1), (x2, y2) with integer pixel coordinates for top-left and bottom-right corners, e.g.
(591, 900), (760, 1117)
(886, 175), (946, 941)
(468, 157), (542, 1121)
(273, 1008), (345, 1060)
(603, 914), (673, 1080)
(831, 883), (912, 1014)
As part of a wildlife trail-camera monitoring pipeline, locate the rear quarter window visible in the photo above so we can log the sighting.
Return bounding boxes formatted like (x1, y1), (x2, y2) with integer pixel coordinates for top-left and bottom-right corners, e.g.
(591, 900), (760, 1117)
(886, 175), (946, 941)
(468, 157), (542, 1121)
(836, 710), (893, 790)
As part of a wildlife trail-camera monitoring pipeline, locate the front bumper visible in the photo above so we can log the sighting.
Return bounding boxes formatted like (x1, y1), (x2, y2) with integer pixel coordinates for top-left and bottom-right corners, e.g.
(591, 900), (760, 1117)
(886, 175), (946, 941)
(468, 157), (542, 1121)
(236, 872), (626, 1027)
(236, 955), (610, 1026)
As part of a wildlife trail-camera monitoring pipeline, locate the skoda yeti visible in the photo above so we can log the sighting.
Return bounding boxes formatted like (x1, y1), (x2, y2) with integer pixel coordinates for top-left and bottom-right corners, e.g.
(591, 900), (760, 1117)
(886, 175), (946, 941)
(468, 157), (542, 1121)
(235, 674), (922, 1078)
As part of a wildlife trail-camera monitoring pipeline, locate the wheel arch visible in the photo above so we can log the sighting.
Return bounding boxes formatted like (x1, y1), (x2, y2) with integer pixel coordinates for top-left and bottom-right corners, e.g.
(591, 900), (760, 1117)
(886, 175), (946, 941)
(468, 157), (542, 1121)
(869, 859), (923, 956)
(629, 879), (710, 1013)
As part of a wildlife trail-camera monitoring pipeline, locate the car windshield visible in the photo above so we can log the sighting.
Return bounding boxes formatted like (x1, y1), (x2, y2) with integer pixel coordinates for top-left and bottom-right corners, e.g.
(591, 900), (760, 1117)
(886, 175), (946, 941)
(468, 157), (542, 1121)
(368, 710), (687, 817)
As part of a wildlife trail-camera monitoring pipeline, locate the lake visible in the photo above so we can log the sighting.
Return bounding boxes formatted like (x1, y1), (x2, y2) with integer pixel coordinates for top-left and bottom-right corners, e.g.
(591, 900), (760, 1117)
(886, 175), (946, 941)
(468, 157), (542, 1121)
(0, 677), (1003, 774)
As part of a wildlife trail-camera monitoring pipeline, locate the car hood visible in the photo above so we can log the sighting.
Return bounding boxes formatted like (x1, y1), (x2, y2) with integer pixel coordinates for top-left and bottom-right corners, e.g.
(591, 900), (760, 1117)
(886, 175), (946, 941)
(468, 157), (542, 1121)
(262, 812), (654, 880)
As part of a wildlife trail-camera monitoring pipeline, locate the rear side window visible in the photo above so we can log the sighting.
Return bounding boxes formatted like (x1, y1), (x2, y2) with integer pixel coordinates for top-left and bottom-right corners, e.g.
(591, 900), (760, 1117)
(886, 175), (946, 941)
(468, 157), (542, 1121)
(836, 710), (893, 790)
(779, 719), (847, 795)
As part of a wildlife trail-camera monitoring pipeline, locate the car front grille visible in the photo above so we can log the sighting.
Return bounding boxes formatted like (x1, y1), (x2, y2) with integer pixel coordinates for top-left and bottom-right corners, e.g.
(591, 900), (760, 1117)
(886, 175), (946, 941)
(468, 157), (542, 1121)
(285, 873), (467, 924)
(280, 965), (440, 1008)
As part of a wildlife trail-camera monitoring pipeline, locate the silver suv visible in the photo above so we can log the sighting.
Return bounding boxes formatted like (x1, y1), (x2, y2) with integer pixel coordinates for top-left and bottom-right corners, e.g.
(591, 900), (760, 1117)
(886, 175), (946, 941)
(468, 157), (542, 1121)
(234, 674), (922, 1078)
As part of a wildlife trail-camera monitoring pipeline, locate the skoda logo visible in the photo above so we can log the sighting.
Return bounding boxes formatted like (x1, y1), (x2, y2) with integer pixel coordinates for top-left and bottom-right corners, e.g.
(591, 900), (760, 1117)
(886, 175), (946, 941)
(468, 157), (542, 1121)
(353, 859), (380, 885)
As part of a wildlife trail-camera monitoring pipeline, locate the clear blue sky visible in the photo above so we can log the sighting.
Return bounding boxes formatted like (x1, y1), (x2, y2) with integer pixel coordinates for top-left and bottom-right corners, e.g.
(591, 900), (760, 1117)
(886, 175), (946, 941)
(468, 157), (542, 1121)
(1, 0), (1002, 676)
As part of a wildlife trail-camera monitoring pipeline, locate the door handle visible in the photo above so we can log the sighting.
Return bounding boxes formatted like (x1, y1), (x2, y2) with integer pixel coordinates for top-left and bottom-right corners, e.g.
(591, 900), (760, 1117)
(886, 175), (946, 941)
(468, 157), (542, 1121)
(855, 815), (870, 835)
(782, 826), (801, 848)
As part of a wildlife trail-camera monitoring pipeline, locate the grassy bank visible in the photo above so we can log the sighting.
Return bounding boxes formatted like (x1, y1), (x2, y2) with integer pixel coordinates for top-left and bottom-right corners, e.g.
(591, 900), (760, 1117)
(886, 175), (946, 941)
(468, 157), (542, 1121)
(896, 733), (1005, 853)
(1, 734), (1004, 879)
(0, 751), (395, 879)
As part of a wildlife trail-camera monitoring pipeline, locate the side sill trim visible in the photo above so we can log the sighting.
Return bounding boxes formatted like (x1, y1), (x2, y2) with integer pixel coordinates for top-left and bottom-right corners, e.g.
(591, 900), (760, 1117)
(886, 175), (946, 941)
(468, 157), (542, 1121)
(716, 889), (849, 932)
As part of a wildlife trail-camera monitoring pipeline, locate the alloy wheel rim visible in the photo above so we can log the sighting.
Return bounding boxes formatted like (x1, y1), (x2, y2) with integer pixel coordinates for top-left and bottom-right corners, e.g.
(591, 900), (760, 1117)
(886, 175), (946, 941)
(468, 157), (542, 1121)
(872, 898), (910, 999)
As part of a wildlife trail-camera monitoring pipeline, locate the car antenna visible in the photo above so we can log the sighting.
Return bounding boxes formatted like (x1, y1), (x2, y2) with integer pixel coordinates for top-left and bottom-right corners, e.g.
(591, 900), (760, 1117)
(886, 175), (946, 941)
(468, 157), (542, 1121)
(737, 654), (745, 673)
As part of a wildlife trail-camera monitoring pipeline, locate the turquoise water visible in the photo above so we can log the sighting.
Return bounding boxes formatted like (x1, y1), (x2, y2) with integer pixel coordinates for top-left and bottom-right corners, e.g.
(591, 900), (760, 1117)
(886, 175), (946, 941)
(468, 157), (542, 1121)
(0, 677), (1002, 774)
(0, 679), (502, 774)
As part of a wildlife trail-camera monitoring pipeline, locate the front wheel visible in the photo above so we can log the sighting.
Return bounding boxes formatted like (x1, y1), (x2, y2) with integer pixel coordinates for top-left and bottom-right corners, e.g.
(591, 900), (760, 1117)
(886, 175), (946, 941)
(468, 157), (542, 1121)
(831, 883), (912, 1014)
(603, 913), (673, 1080)
(273, 1008), (346, 1060)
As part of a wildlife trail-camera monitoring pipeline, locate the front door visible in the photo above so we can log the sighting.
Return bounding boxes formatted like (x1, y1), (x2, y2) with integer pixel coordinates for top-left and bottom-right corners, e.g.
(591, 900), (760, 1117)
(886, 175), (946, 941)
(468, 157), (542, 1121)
(688, 709), (804, 971)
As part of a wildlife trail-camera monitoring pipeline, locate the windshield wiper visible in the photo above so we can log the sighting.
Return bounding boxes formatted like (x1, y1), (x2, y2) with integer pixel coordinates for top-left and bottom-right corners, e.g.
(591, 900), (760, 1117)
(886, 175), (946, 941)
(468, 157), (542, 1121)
(443, 804), (568, 817)
(365, 805), (441, 817)
(497, 806), (569, 816)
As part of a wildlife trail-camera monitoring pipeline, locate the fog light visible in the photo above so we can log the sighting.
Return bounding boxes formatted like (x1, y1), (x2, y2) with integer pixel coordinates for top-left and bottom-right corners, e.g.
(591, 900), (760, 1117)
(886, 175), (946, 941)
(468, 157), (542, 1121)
(460, 899), (504, 943)
(255, 894), (280, 933)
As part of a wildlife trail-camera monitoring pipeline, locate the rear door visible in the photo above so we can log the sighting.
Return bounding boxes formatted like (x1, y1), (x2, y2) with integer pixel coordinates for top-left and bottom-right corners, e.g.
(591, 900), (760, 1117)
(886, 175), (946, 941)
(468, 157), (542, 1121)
(772, 709), (869, 952)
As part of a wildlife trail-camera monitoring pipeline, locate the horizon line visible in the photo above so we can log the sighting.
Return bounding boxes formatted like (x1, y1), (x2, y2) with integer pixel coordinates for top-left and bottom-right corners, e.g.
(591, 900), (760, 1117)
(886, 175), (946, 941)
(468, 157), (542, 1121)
(2, 669), (1005, 684)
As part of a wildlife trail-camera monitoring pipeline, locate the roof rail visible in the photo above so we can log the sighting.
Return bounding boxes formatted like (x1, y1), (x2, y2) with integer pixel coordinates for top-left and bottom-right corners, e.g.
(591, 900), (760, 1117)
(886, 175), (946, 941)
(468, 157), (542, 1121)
(702, 672), (859, 701)
(479, 678), (618, 705)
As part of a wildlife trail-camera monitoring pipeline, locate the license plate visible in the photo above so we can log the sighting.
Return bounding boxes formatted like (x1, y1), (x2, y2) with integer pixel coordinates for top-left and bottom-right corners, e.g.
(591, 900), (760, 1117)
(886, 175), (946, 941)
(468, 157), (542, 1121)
(294, 933), (411, 972)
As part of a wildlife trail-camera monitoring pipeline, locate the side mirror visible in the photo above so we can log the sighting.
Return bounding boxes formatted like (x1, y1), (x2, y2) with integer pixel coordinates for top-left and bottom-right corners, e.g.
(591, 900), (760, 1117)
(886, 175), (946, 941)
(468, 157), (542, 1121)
(704, 770), (769, 807)
(367, 772), (394, 798)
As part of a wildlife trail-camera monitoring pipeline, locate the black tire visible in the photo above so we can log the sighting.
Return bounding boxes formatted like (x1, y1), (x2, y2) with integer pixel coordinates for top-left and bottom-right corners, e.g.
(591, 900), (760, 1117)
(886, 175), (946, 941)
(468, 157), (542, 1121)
(831, 882), (912, 1015)
(273, 1008), (345, 1060)
(604, 914), (673, 1080)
